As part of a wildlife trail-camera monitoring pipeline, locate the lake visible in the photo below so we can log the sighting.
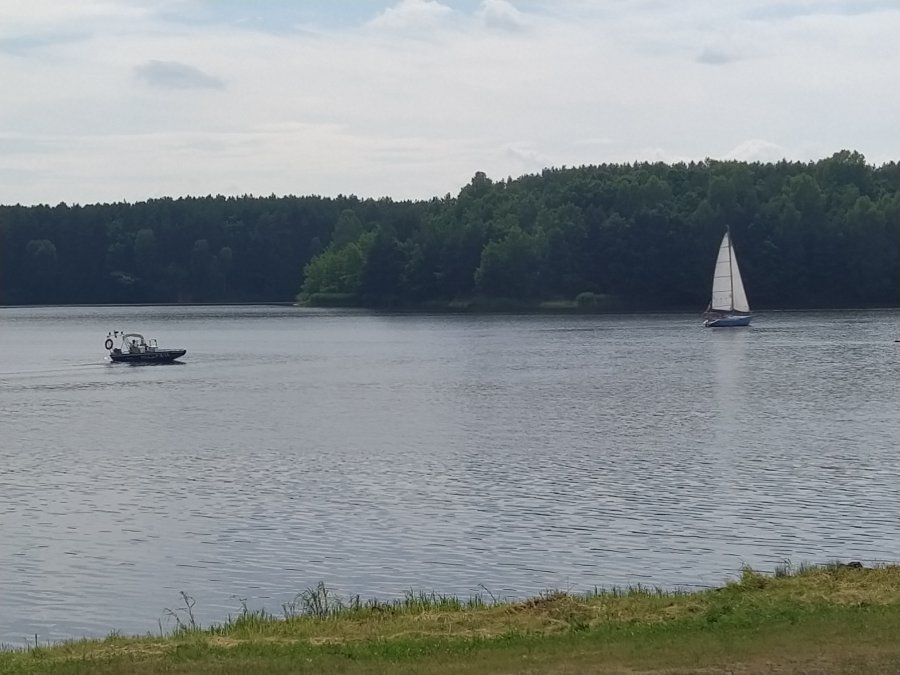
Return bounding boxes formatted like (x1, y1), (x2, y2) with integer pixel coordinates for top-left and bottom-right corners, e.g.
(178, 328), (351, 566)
(0, 305), (897, 643)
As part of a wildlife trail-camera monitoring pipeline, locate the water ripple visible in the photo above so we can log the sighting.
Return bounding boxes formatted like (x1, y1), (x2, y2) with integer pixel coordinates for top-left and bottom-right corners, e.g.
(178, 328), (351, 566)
(0, 306), (898, 641)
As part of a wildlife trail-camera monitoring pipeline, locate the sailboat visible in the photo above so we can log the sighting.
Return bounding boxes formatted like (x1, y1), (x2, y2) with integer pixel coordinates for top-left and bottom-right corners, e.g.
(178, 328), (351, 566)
(703, 229), (752, 327)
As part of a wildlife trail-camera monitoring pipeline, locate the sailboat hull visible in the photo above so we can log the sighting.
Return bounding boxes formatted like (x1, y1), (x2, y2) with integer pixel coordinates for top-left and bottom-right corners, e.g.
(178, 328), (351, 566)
(704, 315), (752, 328)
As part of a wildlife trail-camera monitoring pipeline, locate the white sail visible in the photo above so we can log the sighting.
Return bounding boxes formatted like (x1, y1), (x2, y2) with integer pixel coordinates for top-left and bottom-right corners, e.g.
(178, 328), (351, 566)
(709, 233), (734, 311)
(729, 244), (750, 313)
(708, 231), (750, 313)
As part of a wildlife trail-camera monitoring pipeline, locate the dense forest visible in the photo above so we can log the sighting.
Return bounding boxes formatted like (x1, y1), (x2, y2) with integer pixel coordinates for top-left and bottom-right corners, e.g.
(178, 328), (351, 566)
(1, 150), (898, 309)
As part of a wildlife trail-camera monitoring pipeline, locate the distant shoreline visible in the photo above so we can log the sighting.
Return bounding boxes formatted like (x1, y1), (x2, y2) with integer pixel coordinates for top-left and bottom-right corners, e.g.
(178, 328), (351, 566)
(2, 301), (899, 314)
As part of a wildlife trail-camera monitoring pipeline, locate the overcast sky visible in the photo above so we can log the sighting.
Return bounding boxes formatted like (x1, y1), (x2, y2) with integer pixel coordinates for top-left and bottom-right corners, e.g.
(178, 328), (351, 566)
(1, 0), (898, 206)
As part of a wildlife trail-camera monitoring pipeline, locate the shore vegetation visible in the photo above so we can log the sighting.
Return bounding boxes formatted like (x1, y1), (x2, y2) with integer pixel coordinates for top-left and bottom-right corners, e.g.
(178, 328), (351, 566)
(2, 152), (898, 310)
(3, 563), (899, 674)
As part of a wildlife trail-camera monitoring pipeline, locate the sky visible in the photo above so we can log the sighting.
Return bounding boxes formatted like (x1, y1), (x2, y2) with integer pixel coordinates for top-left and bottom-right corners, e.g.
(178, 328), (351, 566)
(1, 0), (898, 206)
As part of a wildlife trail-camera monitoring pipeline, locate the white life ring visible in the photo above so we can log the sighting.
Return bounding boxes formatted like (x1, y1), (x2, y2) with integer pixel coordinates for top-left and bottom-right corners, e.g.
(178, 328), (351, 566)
(104, 338), (114, 350)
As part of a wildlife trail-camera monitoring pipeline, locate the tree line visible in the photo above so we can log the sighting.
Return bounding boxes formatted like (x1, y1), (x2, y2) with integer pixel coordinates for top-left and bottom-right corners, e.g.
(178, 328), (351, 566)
(1, 150), (898, 309)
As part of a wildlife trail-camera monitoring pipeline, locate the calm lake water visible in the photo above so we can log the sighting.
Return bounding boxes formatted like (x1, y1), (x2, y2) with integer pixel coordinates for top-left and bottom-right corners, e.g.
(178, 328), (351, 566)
(0, 305), (898, 642)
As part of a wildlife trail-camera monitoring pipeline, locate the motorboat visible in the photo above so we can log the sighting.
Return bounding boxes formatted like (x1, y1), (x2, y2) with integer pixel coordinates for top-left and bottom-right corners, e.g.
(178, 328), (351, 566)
(105, 331), (186, 364)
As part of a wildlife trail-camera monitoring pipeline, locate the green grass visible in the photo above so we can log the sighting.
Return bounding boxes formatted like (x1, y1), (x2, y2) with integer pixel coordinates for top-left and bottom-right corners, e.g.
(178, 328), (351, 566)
(3, 564), (900, 674)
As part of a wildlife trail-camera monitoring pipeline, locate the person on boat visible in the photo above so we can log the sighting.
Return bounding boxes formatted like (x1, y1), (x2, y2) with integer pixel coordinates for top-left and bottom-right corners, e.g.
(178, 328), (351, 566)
(129, 339), (139, 354)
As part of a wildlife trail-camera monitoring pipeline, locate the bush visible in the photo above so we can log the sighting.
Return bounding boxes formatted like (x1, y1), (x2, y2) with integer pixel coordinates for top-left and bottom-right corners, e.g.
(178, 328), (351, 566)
(303, 293), (358, 307)
(575, 291), (600, 307)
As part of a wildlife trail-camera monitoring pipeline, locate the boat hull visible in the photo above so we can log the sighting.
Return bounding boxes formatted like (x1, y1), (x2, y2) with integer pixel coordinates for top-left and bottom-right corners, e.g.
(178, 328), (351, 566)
(110, 349), (186, 363)
(704, 315), (752, 328)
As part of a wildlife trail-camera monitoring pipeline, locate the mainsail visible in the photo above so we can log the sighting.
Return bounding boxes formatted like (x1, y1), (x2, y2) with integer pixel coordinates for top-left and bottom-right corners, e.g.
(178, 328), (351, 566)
(709, 231), (750, 314)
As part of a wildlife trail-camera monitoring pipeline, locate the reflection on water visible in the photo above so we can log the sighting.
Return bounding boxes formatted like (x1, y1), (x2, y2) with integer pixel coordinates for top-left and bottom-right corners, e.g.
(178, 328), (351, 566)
(710, 327), (749, 445)
(0, 306), (898, 642)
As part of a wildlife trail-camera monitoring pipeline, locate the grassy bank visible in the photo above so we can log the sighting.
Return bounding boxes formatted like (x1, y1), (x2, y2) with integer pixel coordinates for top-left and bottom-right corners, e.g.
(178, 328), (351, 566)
(3, 564), (900, 674)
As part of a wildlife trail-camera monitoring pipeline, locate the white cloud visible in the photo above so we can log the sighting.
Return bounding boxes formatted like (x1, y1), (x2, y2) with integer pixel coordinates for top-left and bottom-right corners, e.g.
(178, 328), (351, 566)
(505, 142), (549, 168)
(478, 0), (530, 32)
(1, 1), (899, 205)
(746, 0), (900, 21)
(134, 60), (225, 90)
(368, 0), (453, 32)
(0, 0), (154, 34)
(726, 139), (789, 163)
(0, 32), (91, 55)
(574, 137), (616, 147)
